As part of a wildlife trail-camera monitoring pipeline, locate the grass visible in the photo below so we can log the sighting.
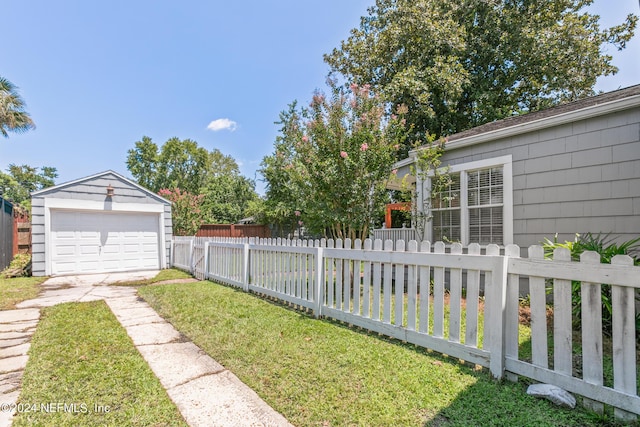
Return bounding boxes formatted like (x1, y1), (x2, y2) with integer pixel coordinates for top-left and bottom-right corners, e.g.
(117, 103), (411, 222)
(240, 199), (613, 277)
(0, 276), (46, 309)
(13, 300), (187, 427)
(139, 280), (607, 427)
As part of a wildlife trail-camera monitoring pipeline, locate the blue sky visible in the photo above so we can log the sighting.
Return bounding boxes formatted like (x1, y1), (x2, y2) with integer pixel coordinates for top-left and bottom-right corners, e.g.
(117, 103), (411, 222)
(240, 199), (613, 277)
(2, 0), (639, 195)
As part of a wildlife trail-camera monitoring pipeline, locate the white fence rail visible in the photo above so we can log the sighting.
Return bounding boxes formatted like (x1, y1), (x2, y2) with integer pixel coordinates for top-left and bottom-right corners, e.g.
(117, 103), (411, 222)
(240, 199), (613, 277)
(171, 236), (640, 420)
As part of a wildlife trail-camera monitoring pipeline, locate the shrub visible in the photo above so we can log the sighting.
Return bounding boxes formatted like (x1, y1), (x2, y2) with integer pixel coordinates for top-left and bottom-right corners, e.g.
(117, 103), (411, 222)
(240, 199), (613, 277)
(0, 253), (32, 278)
(541, 233), (640, 336)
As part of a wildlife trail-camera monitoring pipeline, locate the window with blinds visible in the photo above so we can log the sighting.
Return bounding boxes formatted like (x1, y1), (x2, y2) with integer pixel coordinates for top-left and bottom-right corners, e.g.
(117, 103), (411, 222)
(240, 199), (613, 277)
(431, 173), (461, 243)
(431, 165), (506, 245)
(468, 167), (504, 245)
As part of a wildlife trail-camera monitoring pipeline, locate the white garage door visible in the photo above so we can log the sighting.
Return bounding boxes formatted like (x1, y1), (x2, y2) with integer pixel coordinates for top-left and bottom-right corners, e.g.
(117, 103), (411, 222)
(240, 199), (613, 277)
(50, 210), (160, 275)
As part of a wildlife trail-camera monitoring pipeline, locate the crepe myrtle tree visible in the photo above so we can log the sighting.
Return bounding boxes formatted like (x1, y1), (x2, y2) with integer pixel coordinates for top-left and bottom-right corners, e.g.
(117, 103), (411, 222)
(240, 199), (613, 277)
(158, 188), (204, 236)
(261, 81), (408, 240)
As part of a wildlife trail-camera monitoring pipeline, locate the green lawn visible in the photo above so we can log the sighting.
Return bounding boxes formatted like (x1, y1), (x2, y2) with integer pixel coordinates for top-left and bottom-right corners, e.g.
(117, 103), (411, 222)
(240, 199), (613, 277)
(139, 281), (606, 427)
(0, 276), (45, 310)
(13, 300), (187, 427)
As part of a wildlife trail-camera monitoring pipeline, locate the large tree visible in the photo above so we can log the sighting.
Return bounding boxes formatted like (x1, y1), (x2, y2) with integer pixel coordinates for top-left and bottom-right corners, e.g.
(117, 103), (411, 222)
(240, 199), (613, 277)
(201, 173), (258, 224)
(0, 77), (35, 138)
(126, 136), (210, 194)
(0, 164), (57, 208)
(324, 0), (637, 144)
(201, 147), (260, 223)
(126, 136), (259, 230)
(261, 82), (408, 240)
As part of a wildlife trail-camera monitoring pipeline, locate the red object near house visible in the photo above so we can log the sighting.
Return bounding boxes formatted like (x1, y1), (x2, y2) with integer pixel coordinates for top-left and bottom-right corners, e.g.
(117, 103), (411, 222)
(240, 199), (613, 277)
(385, 202), (411, 228)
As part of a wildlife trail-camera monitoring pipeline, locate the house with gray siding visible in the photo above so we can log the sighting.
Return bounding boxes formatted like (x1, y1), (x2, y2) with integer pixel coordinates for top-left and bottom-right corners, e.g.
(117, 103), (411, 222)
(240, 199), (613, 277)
(390, 84), (640, 249)
(31, 170), (172, 276)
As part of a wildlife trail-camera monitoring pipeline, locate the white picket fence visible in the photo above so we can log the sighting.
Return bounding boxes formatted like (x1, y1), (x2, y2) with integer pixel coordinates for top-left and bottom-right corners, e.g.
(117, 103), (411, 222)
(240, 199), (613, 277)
(170, 236), (640, 420)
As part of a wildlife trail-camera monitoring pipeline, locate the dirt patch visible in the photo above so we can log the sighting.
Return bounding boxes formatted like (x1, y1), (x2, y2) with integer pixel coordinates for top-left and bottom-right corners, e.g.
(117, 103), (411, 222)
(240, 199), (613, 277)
(517, 303), (554, 327)
(442, 293), (551, 328)
(169, 331), (192, 343)
(149, 278), (199, 286)
(42, 283), (74, 291)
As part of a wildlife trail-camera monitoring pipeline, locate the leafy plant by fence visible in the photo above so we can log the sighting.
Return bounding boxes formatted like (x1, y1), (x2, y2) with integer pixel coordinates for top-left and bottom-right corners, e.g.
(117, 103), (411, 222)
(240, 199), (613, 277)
(172, 236), (640, 421)
(542, 232), (640, 338)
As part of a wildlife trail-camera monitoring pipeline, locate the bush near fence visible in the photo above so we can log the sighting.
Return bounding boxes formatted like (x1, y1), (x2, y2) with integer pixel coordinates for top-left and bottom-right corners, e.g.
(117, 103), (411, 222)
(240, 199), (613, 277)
(171, 236), (640, 421)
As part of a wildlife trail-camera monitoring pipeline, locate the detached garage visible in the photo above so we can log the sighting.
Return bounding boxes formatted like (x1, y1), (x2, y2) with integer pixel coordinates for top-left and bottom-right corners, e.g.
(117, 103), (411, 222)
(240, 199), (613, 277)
(31, 170), (172, 276)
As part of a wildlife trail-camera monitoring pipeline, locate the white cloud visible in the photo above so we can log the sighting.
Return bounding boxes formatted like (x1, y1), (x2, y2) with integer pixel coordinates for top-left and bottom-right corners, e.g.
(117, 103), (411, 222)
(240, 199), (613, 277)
(207, 118), (238, 132)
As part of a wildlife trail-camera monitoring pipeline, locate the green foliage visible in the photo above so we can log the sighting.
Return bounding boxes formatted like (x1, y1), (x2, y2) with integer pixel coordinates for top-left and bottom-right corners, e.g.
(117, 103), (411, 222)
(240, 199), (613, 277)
(574, 232), (640, 264)
(261, 81), (408, 240)
(0, 76), (35, 138)
(201, 173), (259, 224)
(0, 253), (31, 278)
(0, 164), (57, 208)
(126, 136), (210, 194)
(124, 135), (159, 191)
(542, 232), (640, 336)
(127, 136), (259, 229)
(325, 0), (638, 145)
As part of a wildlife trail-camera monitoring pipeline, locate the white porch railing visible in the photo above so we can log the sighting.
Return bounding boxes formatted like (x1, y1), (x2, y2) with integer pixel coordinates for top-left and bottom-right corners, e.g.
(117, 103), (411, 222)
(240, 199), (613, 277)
(171, 236), (640, 421)
(372, 227), (417, 245)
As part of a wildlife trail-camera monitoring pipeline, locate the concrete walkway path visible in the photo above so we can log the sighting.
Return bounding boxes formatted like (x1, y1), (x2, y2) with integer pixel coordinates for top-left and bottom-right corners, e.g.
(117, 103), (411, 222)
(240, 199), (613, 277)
(0, 272), (293, 427)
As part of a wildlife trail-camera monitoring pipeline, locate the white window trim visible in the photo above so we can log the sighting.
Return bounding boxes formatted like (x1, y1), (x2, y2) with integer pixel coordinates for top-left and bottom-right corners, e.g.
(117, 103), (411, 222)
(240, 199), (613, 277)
(423, 155), (513, 246)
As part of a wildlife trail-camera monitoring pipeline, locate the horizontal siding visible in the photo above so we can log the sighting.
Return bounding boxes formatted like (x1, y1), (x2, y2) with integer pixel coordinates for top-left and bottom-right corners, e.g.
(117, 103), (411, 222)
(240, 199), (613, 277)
(30, 196), (46, 276)
(163, 205), (173, 267)
(44, 175), (160, 204)
(442, 106), (640, 248)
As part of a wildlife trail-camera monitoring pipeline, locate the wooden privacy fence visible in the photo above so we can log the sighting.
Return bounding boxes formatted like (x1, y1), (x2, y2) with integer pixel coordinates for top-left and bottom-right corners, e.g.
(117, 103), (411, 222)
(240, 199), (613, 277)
(196, 224), (271, 239)
(171, 236), (640, 420)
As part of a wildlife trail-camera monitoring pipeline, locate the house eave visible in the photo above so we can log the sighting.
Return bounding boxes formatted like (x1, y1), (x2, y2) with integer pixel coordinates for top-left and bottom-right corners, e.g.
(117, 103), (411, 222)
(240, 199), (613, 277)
(444, 93), (640, 152)
(393, 91), (640, 171)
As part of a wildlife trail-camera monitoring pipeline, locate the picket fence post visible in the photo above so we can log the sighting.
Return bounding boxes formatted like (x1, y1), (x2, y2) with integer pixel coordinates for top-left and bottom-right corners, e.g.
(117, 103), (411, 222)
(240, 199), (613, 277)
(189, 238), (195, 274)
(579, 250), (604, 415)
(504, 244), (520, 382)
(553, 247), (573, 376)
(612, 254), (637, 422)
(314, 246), (324, 318)
(528, 245), (548, 368)
(203, 241), (210, 280)
(243, 243), (250, 292)
(487, 244), (507, 379)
